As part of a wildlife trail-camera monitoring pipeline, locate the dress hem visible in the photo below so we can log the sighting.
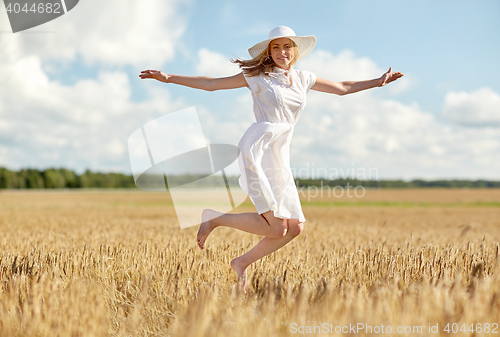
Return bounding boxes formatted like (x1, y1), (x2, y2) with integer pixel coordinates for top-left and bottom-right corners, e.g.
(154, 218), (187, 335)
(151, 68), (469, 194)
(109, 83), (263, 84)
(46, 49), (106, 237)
(257, 207), (306, 224)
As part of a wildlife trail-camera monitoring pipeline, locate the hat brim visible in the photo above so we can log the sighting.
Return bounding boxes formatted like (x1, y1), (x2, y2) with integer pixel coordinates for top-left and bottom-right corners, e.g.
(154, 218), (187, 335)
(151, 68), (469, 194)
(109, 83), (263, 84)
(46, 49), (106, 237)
(248, 35), (316, 61)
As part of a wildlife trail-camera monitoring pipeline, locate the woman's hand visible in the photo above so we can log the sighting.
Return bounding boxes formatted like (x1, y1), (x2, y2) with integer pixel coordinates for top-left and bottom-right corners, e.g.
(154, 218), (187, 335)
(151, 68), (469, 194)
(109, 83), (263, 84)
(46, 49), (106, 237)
(379, 67), (404, 87)
(139, 69), (170, 83)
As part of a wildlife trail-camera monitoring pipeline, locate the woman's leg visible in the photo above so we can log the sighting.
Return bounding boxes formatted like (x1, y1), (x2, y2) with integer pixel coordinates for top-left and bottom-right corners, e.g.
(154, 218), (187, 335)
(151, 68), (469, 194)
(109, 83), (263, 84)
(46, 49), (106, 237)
(197, 209), (288, 249)
(230, 218), (303, 293)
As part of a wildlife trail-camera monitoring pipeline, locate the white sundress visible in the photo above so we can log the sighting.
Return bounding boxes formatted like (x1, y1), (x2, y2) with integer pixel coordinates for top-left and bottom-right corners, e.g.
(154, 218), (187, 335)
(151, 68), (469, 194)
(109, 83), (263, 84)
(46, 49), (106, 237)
(238, 66), (317, 223)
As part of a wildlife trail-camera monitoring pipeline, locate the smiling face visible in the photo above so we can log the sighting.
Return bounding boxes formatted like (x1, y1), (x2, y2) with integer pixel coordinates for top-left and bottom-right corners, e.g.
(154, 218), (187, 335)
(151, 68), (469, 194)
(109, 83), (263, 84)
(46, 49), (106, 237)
(269, 37), (296, 70)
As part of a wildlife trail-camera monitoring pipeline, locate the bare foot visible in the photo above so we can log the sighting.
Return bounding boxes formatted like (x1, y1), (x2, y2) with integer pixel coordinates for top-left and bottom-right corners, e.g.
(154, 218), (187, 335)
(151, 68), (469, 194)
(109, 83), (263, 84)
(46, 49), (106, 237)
(230, 258), (248, 294)
(196, 209), (221, 249)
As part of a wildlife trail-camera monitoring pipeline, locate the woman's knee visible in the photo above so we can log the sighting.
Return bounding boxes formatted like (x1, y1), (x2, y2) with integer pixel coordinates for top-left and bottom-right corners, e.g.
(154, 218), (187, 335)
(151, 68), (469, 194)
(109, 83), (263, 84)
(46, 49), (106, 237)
(262, 212), (288, 238)
(271, 219), (288, 237)
(287, 220), (303, 237)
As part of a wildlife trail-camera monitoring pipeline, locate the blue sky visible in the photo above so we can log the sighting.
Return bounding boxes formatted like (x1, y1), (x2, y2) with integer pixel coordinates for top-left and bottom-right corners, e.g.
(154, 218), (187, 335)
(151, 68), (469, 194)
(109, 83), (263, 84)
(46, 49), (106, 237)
(0, 0), (499, 180)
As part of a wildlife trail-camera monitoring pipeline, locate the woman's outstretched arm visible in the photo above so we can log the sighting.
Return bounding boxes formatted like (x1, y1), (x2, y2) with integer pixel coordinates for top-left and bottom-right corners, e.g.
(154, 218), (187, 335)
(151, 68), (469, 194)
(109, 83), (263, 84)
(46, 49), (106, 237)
(311, 67), (404, 96)
(139, 70), (248, 91)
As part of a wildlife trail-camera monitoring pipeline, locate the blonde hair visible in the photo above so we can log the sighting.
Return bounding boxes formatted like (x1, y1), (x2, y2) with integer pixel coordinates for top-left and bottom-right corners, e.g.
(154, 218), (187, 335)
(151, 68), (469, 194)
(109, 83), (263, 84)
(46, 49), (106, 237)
(231, 39), (300, 77)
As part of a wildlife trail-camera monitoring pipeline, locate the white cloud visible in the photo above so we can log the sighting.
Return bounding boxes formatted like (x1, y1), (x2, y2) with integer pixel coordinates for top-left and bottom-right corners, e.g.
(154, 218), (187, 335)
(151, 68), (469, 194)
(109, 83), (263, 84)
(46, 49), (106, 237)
(0, 43), (186, 172)
(442, 87), (500, 127)
(286, 50), (500, 179)
(195, 48), (242, 77)
(295, 91), (436, 159)
(197, 92), (255, 145)
(298, 49), (384, 81)
(387, 74), (413, 95)
(0, 0), (190, 67)
(0, 0), (195, 173)
(298, 49), (412, 94)
(292, 88), (500, 179)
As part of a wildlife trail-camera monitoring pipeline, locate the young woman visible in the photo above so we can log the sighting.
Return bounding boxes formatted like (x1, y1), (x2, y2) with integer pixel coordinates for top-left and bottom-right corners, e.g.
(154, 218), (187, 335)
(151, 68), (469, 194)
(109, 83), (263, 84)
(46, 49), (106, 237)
(140, 26), (403, 293)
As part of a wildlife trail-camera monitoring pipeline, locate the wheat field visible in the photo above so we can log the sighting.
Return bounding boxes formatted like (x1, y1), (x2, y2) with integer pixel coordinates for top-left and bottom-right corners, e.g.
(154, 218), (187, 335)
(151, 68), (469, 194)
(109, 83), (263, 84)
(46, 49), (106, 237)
(0, 189), (499, 336)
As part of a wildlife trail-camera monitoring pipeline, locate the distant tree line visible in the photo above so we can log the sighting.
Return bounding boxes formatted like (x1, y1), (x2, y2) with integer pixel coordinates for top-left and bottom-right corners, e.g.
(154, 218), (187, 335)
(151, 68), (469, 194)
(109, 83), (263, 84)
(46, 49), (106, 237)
(1, 167), (499, 189)
(0, 168), (136, 189)
(294, 178), (500, 189)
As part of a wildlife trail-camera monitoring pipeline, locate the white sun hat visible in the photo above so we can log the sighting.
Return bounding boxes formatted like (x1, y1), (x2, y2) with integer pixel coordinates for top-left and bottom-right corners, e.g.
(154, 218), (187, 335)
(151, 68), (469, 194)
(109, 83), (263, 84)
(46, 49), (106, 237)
(248, 26), (316, 61)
